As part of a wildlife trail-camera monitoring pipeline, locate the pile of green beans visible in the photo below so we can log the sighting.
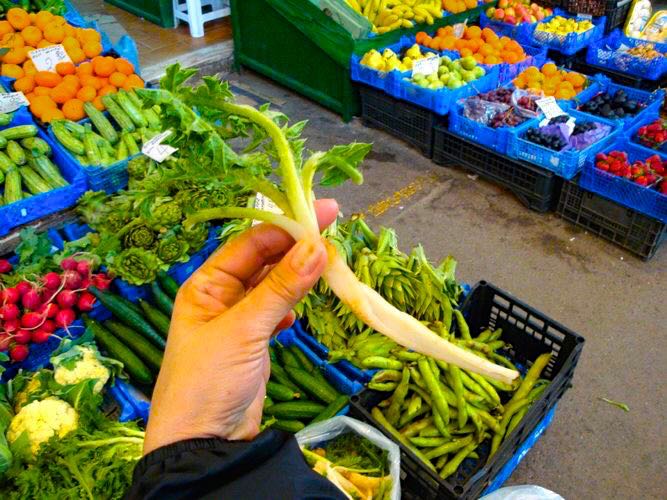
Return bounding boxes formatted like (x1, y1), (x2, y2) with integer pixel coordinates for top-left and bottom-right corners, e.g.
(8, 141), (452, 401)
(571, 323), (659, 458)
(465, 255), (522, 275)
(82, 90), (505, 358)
(364, 321), (552, 480)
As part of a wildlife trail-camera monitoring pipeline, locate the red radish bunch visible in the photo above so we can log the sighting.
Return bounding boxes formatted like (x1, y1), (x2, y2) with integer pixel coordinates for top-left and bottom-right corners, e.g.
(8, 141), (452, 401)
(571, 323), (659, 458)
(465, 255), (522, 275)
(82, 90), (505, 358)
(0, 257), (112, 363)
(595, 151), (665, 189)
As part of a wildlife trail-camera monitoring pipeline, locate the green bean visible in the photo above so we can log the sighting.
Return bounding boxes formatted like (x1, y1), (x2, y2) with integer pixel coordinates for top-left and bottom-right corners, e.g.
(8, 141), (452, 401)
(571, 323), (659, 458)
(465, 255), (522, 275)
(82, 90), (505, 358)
(487, 328), (504, 342)
(450, 423), (475, 435)
(506, 405), (528, 436)
(468, 371), (502, 406)
(490, 398), (531, 456)
(468, 451), (479, 459)
(433, 406), (450, 438)
(408, 384), (432, 406)
(467, 406), (484, 438)
(442, 298), (453, 333)
(428, 358), (440, 380)
(418, 359), (450, 427)
(454, 339), (492, 354)
(362, 356), (403, 370)
(424, 435), (473, 460)
(435, 359), (448, 372)
(509, 353), (551, 405)
(439, 442), (478, 479)
(386, 368), (410, 426)
(398, 395), (422, 426)
(392, 349), (423, 362)
(463, 391), (489, 407)
(506, 381), (548, 436)
(487, 340), (506, 351)
(453, 309), (471, 340)
(527, 380), (549, 402)
(371, 407), (436, 471)
(398, 400), (429, 427)
(419, 425), (441, 437)
(369, 381), (398, 391)
(435, 454), (449, 470)
(410, 436), (451, 447)
(489, 352), (519, 371)
(409, 367), (427, 390)
(473, 407), (501, 434)
(371, 369), (402, 384)
(400, 416), (434, 437)
(460, 371), (491, 402)
(482, 374), (515, 393)
(448, 365), (468, 428)
(475, 328), (493, 343)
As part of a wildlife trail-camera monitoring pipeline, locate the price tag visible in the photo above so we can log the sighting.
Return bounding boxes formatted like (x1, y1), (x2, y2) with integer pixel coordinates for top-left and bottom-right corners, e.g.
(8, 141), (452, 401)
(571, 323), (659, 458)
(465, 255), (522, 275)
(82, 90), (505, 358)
(536, 96), (566, 120)
(453, 21), (467, 39)
(412, 56), (440, 77)
(577, 13), (593, 21)
(29, 44), (71, 72)
(141, 130), (178, 162)
(252, 192), (283, 226)
(0, 92), (29, 113)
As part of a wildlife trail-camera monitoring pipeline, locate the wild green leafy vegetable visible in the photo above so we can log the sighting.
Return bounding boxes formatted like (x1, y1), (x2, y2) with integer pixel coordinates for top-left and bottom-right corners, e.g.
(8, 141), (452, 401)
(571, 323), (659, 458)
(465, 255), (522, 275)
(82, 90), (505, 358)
(137, 64), (517, 383)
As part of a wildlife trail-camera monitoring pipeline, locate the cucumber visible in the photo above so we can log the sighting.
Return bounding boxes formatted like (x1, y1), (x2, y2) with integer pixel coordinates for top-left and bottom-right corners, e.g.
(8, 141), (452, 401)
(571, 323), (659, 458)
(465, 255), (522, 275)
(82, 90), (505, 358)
(115, 293), (143, 316)
(311, 395), (349, 424)
(150, 281), (174, 316)
(83, 101), (119, 144)
(270, 361), (301, 393)
(264, 396), (274, 408)
(0, 113), (13, 127)
(29, 156), (67, 187)
(21, 137), (51, 156)
(19, 166), (52, 194)
(102, 94), (135, 133)
(266, 381), (300, 401)
(0, 151), (16, 174)
(115, 91), (147, 128)
(6, 141), (26, 165)
(270, 419), (305, 433)
(103, 319), (164, 372)
(284, 366), (338, 404)
(288, 345), (315, 372)
(52, 121), (85, 155)
(310, 367), (340, 400)
(264, 401), (325, 419)
(83, 316), (154, 385)
(157, 271), (179, 299)
(277, 345), (301, 369)
(138, 300), (170, 337)
(0, 125), (37, 140)
(88, 287), (166, 349)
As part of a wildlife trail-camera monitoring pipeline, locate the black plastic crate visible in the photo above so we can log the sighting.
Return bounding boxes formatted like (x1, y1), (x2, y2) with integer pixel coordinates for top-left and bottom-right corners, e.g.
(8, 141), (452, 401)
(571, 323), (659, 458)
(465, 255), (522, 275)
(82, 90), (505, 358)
(358, 84), (437, 157)
(571, 59), (667, 91)
(547, 49), (585, 69)
(349, 281), (585, 499)
(604, 0), (632, 33)
(557, 180), (667, 259)
(433, 126), (562, 212)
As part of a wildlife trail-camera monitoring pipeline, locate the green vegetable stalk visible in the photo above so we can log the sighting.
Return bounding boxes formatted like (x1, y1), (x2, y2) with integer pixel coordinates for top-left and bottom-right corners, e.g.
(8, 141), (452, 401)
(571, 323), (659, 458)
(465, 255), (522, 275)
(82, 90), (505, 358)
(108, 248), (161, 286)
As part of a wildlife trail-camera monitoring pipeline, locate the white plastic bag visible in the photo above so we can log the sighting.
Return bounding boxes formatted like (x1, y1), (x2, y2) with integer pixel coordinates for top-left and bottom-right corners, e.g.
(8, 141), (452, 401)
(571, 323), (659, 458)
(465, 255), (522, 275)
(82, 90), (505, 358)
(480, 485), (564, 500)
(295, 416), (401, 500)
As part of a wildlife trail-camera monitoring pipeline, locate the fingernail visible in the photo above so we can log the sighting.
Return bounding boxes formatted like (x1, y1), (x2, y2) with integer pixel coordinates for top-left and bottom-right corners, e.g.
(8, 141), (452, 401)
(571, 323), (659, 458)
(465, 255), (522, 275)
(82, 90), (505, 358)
(290, 240), (321, 276)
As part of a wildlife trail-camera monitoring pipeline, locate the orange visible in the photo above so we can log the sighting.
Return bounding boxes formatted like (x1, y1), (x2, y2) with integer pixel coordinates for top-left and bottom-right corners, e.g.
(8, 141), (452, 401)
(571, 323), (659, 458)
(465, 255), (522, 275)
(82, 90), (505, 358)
(114, 58), (134, 76)
(92, 95), (105, 111)
(43, 23), (66, 44)
(33, 86), (51, 96)
(50, 83), (76, 104)
(68, 47), (86, 64)
(13, 75), (34, 94)
(93, 56), (115, 77)
(123, 74), (144, 89)
(21, 26), (43, 47)
(0, 21), (14, 37)
(76, 85), (97, 102)
(24, 59), (38, 76)
(37, 39), (54, 49)
(464, 26), (482, 40)
(77, 28), (101, 44)
(2, 47), (26, 65)
(1, 32), (24, 49)
(109, 71), (126, 87)
(62, 74), (81, 91)
(34, 11), (54, 32)
(34, 71), (62, 88)
(55, 61), (76, 76)
(62, 98), (85, 120)
(41, 107), (65, 123)
(6, 8), (31, 31)
(79, 74), (102, 90)
(1, 63), (23, 79)
(98, 84), (116, 97)
(76, 61), (93, 76)
(82, 41), (103, 59)
(541, 62), (558, 77)
(62, 35), (80, 52)
(29, 95), (57, 118)
(460, 47), (473, 58)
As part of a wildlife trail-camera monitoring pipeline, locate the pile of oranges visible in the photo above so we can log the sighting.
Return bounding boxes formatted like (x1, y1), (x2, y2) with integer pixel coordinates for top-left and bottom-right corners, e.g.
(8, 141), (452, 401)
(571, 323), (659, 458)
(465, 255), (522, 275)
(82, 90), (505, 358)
(443, 0), (478, 15)
(0, 7), (104, 82)
(15, 56), (143, 123)
(416, 26), (528, 65)
(513, 63), (587, 99)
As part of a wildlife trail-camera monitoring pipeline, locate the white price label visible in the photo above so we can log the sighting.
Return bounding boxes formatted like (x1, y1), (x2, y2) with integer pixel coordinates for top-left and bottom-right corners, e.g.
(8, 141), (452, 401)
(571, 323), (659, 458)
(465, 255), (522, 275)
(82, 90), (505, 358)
(536, 97), (566, 120)
(252, 192), (283, 226)
(577, 13), (593, 21)
(0, 92), (29, 113)
(141, 130), (177, 162)
(453, 22), (466, 39)
(412, 56), (440, 77)
(29, 44), (71, 72)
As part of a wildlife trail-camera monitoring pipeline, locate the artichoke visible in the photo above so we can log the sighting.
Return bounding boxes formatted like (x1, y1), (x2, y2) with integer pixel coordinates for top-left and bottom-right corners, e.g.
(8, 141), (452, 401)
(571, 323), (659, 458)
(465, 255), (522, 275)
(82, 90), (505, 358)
(181, 222), (209, 252)
(146, 198), (183, 231)
(156, 233), (190, 264)
(121, 221), (157, 250)
(76, 190), (111, 226)
(108, 248), (161, 285)
(127, 156), (153, 182)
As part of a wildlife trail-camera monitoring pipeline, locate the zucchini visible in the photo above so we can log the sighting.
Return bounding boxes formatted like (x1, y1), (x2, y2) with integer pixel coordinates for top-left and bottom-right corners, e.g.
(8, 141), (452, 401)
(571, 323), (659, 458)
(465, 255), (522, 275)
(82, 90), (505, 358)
(83, 129), (101, 166)
(103, 319), (164, 372)
(0, 151), (15, 174)
(62, 120), (87, 138)
(270, 419), (305, 433)
(84, 101), (119, 144)
(115, 91), (147, 128)
(88, 287), (166, 349)
(29, 155), (67, 187)
(6, 141), (25, 165)
(19, 166), (52, 194)
(284, 366), (338, 404)
(288, 345), (315, 372)
(102, 94), (135, 133)
(125, 89), (143, 108)
(21, 137), (51, 156)
(115, 138), (128, 161)
(138, 300), (170, 337)
(52, 121), (85, 155)
(0, 135), (7, 149)
(311, 395), (349, 424)
(122, 132), (140, 155)
(143, 107), (162, 130)
(150, 281), (174, 316)
(157, 271), (179, 299)
(75, 154), (89, 166)
(0, 113), (13, 126)
(264, 401), (325, 419)
(83, 316), (154, 385)
(266, 381), (300, 401)
(0, 125), (37, 140)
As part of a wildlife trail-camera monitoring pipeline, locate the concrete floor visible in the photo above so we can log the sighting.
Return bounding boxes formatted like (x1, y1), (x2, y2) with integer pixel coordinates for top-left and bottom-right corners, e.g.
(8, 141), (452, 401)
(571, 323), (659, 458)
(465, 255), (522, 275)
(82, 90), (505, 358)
(227, 70), (666, 499)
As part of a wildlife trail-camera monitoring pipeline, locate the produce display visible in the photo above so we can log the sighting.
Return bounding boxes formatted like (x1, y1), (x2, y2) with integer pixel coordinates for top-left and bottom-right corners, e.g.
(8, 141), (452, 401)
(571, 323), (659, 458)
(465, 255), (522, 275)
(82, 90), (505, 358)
(16, 56), (143, 123)
(301, 432), (392, 499)
(406, 54), (486, 89)
(462, 87), (539, 128)
(636, 117), (667, 149)
(359, 44), (439, 72)
(578, 89), (646, 120)
(512, 63), (588, 99)
(625, 0), (666, 41)
(486, 0), (552, 25)
(595, 150), (666, 192)
(524, 114), (611, 151)
(417, 25), (528, 64)
(345, 0), (445, 33)
(625, 43), (664, 59)
(534, 15), (595, 37)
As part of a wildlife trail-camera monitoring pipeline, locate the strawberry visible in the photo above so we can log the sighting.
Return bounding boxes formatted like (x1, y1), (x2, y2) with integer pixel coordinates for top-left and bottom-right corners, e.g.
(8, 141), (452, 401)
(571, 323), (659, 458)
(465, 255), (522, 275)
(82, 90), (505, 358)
(635, 175), (648, 186)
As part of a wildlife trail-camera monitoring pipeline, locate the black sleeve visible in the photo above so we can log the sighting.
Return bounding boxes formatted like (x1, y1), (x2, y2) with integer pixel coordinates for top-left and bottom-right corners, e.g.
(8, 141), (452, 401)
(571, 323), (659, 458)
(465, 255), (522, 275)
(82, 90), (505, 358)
(125, 429), (347, 500)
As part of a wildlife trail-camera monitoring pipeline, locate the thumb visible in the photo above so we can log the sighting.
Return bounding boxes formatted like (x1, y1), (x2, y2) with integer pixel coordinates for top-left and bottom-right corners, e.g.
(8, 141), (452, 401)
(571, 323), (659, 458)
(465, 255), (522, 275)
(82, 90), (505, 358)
(228, 238), (327, 334)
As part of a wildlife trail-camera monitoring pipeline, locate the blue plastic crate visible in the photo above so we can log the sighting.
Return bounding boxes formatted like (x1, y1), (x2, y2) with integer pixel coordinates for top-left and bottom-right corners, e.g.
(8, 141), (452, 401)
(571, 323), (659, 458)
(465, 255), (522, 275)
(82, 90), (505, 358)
(530, 9), (606, 56)
(624, 111), (667, 154)
(508, 109), (621, 179)
(586, 29), (667, 81)
(108, 378), (152, 423)
(575, 80), (665, 128)
(0, 114), (87, 238)
(397, 64), (500, 115)
(479, 10), (555, 44)
(580, 139), (667, 223)
(498, 43), (549, 83)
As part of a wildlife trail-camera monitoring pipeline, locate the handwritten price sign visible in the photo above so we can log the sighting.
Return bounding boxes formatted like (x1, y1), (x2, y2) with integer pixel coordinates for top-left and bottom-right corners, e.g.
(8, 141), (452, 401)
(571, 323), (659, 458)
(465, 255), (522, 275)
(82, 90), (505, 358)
(29, 44), (72, 72)
(141, 130), (178, 162)
(0, 92), (29, 113)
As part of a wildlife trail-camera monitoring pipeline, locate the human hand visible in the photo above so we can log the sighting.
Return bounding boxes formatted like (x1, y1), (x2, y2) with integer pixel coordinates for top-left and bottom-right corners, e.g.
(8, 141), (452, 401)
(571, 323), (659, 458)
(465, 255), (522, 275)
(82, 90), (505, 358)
(143, 199), (339, 455)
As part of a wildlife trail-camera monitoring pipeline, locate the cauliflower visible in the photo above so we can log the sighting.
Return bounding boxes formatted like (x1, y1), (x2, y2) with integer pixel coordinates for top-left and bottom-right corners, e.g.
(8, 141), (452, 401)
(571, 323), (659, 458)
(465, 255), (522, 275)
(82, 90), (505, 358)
(53, 345), (111, 394)
(7, 397), (78, 455)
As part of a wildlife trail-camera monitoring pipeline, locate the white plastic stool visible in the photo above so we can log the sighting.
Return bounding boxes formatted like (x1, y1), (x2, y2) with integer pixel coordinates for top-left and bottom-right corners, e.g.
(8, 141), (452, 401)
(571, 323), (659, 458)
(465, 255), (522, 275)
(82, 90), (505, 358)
(173, 0), (230, 38)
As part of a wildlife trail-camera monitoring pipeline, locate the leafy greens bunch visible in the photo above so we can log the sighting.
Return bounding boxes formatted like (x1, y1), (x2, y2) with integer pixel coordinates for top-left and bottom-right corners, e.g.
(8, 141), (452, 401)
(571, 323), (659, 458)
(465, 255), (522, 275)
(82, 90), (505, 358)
(134, 64), (517, 383)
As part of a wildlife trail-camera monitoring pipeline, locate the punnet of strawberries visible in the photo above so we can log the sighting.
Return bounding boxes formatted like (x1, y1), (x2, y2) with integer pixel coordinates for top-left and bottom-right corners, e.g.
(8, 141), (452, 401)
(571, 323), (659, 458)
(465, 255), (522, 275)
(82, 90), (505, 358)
(595, 151), (667, 194)
(637, 119), (667, 150)
(0, 257), (112, 364)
